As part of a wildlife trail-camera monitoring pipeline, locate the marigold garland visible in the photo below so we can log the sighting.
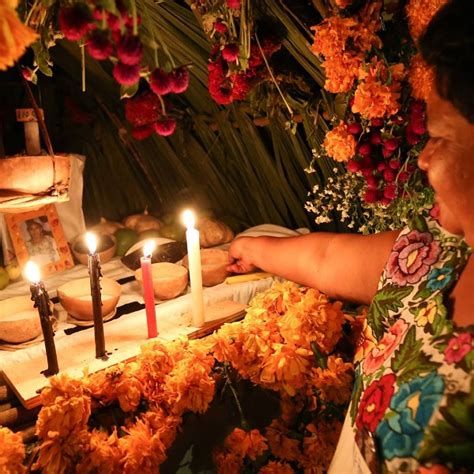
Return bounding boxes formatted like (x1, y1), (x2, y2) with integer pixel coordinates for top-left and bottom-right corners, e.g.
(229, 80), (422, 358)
(323, 122), (357, 163)
(3, 283), (356, 472)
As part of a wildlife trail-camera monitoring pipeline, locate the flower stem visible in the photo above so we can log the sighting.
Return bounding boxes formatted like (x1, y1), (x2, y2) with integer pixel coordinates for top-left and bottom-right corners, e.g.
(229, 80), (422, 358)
(80, 43), (86, 92)
(255, 33), (293, 117)
(224, 366), (249, 430)
(310, 342), (327, 369)
(130, 0), (138, 36)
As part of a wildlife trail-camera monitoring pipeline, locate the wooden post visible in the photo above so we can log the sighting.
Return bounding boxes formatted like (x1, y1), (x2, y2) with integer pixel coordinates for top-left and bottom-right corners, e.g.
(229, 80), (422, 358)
(16, 108), (44, 156)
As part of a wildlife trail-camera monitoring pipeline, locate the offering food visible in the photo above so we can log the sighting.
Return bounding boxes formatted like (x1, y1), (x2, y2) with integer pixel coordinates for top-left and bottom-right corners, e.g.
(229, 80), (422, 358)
(183, 248), (229, 286)
(135, 262), (188, 300)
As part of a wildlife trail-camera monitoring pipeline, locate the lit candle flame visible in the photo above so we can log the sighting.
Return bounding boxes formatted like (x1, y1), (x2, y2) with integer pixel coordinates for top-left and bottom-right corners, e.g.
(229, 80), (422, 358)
(25, 261), (41, 283)
(143, 240), (156, 258)
(85, 232), (97, 254)
(182, 209), (195, 229)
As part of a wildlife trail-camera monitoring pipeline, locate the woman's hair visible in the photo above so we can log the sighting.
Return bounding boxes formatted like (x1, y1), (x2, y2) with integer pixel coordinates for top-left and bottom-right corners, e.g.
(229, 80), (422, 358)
(419, 0), (474, 124)
(26, 220), (43, 232)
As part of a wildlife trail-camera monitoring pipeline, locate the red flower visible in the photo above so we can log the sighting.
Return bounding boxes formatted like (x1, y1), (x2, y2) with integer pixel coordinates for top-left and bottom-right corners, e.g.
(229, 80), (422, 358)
(58, 4), (91, 41)
(117, 34), (143, 65)
(214, 21), (228, 34)
(356, 373), (396, 432)
(363, 189), (379, 203)
(150, 68), (172, 96)
(154, 118), (177, 136)
(107, 13), (122, 31)
(227, 0), (240, 9)
(125, 91), (163, 127)
(222, 44), (239, 62)
(444, 333), (472, 364)
(113, 62), (140, 85)
(86, 31), (113, 60)
(132, 125), (155, 140)
(169, 66), (190, 94)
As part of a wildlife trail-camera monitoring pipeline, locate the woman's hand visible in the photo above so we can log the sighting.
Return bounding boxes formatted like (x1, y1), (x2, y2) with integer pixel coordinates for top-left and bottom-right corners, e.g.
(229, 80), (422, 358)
(226, 237), (259, 274)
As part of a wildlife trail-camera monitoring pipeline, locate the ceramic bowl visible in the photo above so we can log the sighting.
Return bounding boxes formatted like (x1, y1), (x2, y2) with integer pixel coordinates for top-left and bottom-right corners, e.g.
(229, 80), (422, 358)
(71, 233), (117, 266)
(182, 248), (229, 287)
(0, 295), (43, 343)
(57, 277), (122, 321)
(135, 262), (188, 300)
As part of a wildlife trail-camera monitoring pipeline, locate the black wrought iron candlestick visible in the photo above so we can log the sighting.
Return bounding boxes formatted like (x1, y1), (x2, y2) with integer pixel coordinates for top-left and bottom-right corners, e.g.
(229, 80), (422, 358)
(87, 241), (107, 359)
(29, 281), (59, 376)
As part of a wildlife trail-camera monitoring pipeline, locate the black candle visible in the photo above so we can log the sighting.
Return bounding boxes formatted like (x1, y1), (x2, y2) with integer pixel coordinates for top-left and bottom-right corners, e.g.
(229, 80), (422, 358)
(86, 233), (107, 359)
(26, 262), (59, 376)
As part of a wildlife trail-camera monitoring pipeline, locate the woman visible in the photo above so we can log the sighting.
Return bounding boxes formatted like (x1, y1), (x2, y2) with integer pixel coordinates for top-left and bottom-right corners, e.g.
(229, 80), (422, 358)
(25, 220), (60, 265)
(227, 1), (473, 471)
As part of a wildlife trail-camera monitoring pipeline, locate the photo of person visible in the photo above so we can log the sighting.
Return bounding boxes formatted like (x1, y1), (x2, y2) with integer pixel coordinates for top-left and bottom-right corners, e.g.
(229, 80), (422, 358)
(21, 218), (60, 266)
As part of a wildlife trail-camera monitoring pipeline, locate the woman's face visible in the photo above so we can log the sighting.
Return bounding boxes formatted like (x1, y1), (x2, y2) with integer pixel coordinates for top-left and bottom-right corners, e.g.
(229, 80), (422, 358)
(28, 222), (43, 240)
(418, 90), (474, 246)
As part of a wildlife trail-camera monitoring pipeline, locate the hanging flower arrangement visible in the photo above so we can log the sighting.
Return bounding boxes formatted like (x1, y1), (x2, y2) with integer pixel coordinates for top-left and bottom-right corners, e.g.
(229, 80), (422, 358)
(189, 0), (281, 105)
(1, 282), (358, 472)
(11, 0), (191, 139)
(305, 0), (446, 233)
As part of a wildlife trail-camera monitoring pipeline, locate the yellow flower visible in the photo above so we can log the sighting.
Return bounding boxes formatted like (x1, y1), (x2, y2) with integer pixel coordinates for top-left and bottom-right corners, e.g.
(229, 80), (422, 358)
(0, 427), (26, 474)
(323, 122), (357, 162)
(353, 314), (377, 364)
(0, 0), (38, 71)
(406, 0), (449, 42)
(415, 299), (438, 327)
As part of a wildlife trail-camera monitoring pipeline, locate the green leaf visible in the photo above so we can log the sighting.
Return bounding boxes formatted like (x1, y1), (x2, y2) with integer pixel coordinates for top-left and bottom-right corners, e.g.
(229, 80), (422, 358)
(419, 383), (474, 470)
(367, 284), (412, 339)
(32, 42), (53, 77)
(120, 83), (139, 99)
(391, 326), (441, 383)
(350, 373), (363, 423)
(410, 214), (428, 232)
(94, 0), (118, 14)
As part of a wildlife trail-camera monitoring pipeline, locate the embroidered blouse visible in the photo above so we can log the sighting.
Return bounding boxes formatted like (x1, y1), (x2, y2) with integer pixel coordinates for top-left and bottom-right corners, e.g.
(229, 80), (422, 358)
(331, 213), (474, 473)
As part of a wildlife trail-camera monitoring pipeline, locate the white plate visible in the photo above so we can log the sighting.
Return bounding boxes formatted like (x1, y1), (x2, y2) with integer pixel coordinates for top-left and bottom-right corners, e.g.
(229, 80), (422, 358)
(236, 224), (310, 239)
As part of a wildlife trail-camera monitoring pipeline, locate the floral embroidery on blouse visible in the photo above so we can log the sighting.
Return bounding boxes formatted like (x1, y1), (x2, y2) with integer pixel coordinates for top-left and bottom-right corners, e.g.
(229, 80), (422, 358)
(350, 214), (474, 473)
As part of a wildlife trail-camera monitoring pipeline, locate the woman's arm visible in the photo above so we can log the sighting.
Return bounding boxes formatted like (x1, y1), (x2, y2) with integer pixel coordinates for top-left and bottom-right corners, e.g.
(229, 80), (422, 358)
(227, 230), (399, 304)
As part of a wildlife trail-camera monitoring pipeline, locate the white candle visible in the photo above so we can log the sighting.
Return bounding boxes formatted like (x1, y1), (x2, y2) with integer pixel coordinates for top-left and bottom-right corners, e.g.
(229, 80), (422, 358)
(182, 210), (205, 327)
(141, 240), (158, 338)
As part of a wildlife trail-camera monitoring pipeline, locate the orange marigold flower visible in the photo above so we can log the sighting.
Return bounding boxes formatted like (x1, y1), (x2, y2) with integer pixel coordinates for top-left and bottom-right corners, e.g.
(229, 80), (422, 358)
(408, 53), (435, 101)
(352, 61), (404, 119)
(213, 450), (243, 474)
(75, 429), (120, 474)
(301, 421), (343, 472)
(279, 393), (305, 425)
(260, 344), (312, 395)
(36, 394), (91, 439)
(224, 428), (268, 460)
(311, 16), (358, 58)
(323, 122), (357, 162)
(266, 419), (302, 462)
(406, 0), (448, 42)
(118, 418), (167, 474)
(323, 53), (361, 93)
(260, 460), (295, 474)
(0, 427), (26, 474)
(0, 0), (38, 71)
(309, 356), (354, 405)
(40, 373), (86, 405)
(116, 375), (143, 412)
(163, 355), (215, 415)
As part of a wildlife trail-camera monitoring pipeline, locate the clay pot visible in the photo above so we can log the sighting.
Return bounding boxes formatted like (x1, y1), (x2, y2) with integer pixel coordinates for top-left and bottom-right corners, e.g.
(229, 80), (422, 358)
(71, 233), (117, 265)
(0, 295), (43, 343)
(135, 262), (188, 300)
(57, 277), (122, 321)
(182, 248), (229, 287)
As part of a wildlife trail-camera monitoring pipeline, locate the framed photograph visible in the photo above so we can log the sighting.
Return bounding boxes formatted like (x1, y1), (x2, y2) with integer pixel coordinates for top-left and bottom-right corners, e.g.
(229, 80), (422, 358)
(5, 204), (74, 276)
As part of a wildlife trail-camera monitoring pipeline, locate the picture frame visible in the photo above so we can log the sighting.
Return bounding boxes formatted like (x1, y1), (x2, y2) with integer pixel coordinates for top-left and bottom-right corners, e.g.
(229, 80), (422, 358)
(5, 204), (74, 276)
